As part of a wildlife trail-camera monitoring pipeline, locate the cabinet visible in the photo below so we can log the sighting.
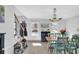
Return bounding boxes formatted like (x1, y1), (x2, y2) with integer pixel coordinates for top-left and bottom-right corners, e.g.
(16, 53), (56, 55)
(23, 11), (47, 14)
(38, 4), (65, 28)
(0, 33), (5, 54)
(41, 31), (50, 42)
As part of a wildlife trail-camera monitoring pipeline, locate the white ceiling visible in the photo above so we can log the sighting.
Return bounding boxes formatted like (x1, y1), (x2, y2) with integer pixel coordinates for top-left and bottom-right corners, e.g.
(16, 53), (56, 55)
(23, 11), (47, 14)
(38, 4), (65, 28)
(14, 5), (79, 19)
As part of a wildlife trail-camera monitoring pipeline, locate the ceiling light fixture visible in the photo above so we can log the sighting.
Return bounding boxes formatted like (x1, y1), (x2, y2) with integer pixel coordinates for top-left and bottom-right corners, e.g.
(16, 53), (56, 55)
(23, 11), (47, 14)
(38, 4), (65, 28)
(49, 8), (62, 22)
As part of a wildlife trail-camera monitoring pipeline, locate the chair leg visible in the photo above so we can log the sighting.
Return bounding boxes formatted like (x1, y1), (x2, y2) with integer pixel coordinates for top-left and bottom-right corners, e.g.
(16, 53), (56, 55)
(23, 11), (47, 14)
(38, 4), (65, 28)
(49, 48), (53, 54)
(64, 49), (66, 54)
(68, 49), (73, 54)
(75, 48), (77, 54)
(70, 50), (73, 54)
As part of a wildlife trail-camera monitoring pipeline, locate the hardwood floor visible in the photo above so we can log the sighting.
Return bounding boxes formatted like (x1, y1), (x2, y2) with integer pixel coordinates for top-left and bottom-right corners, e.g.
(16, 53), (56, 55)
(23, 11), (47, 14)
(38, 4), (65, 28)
(23, 41), (49, 54)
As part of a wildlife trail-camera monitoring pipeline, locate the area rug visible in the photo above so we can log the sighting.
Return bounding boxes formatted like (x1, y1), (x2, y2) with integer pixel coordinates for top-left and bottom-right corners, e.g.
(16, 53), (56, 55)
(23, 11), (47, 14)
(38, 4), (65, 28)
(32, 43), (42, 46)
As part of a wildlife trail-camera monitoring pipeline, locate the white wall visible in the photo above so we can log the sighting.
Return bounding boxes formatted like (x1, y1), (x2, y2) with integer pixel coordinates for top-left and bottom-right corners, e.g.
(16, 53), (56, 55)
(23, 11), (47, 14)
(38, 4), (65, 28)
(4, 6), (17, 54)
(66, 15), (79, 38)
(0, 23), (6, 33)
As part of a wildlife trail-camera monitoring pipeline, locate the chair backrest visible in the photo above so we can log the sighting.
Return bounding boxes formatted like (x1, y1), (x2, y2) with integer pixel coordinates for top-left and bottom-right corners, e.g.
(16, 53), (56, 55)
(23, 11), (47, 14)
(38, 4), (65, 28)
(71, 35), (79, 48)
(72, 35), (79, 43)
(57, 37), (69, 46)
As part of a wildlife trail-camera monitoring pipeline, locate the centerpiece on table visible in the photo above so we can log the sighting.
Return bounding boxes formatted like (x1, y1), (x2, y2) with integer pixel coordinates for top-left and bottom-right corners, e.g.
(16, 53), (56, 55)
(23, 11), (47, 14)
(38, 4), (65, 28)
(60, 28), (66, 36)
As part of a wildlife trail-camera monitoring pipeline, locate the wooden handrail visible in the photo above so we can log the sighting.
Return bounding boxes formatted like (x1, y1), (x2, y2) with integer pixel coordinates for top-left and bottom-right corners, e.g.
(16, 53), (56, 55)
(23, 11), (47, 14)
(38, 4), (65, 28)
(14, 13), (24, 31)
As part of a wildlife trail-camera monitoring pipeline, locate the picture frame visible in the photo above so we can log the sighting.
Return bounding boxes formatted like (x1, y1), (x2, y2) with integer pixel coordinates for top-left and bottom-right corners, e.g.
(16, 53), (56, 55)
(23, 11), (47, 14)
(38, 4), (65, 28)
(41, 23), (49, 28)
(0, 5), (4, 23)
(32, 23), (38, 32)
